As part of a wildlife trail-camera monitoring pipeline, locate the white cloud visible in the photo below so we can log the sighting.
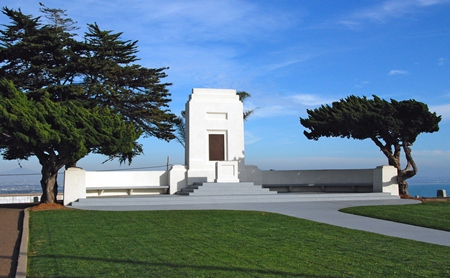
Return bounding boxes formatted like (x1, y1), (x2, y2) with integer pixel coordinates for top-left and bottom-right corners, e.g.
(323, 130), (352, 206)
(290, 94), (333, 106)
(253, 105), (297, 118)
(438, 58), (445, 66)
(354, 81), (370, 88)
(338, 0), (450, 27)
(108, 0), (297, 44)
(244, 131), (261, 145)
(336, 20), (362, 30)
(389, 69), (409, 75)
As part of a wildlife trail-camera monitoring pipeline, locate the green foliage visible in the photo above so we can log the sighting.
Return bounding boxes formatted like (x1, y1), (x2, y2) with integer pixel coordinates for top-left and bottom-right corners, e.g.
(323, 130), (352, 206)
(0, 6), (177, 140)
(300, 95), (440, 143)
(28, 210), (450, 277)
(0, 5), (177, 201)
(0, 79), (142, 164)
(237, 90), (257, 121)
(300, 95), (441, 196)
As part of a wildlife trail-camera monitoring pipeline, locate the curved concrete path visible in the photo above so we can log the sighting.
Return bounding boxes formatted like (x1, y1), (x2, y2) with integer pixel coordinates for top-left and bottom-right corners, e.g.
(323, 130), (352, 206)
(73, 198), (450, 247)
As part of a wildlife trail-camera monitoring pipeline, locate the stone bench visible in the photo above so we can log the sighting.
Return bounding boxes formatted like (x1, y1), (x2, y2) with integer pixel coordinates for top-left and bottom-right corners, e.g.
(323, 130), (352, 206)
(262, 183), (373, 193)
(86, 185), (169, 196)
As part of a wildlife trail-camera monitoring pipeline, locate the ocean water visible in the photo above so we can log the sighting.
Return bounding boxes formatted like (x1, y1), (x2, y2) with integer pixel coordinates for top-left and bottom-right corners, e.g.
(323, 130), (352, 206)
(408, 183), (450, 198)
(0, 184), (63, 194)
(1, 183), (448, 197)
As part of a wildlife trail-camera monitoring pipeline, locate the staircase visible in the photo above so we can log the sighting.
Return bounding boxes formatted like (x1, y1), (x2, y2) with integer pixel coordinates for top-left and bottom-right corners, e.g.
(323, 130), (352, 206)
(177, 182), (277, 196)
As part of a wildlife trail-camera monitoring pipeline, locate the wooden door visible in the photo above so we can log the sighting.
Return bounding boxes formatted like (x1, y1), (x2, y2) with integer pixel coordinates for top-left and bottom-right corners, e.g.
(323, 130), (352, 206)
(209, 134), (225, 161)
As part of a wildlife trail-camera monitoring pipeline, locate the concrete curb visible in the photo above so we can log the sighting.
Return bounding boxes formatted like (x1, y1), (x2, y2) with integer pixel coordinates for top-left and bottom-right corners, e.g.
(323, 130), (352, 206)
(15, 208), (29, 278)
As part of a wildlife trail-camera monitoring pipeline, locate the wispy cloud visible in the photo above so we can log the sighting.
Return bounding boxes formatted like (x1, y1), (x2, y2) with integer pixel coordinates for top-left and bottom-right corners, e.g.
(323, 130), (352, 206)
(290, 94), (334, 106)
(93, 0), (297, 44)
(253, 105), (297, 118)
(389, 69), (409, 75)
(438, 57), (445, 66)
(244, 131), (261, 145)
(354, 81), (370, 88)
(337, 0), (450, 28)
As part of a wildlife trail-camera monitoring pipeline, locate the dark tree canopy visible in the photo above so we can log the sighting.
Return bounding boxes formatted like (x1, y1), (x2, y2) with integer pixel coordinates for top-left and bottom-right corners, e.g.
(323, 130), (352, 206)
(0, 80), (142, 202)
(0, 6), (177, 140)
(0, 6), (178, 203)
(300, 95), (441, 196)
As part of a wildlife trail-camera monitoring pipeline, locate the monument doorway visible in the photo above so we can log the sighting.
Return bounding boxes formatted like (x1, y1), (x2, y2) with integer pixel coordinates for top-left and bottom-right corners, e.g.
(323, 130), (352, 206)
(209, 134), (225, 161)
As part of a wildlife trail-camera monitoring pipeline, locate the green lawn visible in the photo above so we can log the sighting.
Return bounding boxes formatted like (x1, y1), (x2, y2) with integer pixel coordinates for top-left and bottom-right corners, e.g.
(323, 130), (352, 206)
(28, 209), (450, 278)
(340, 201), (450, 232)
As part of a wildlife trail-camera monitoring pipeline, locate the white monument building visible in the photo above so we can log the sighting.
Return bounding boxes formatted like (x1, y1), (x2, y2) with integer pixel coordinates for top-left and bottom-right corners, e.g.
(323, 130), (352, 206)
(181, 88), (274, 195)
(185, 88), (244, 184)
(63, 88), (399, 205)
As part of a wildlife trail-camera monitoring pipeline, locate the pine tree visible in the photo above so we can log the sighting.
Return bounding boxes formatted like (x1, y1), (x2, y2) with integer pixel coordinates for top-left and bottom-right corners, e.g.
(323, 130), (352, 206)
(300, 95), (441, 196)
(0, 6), (177, 202)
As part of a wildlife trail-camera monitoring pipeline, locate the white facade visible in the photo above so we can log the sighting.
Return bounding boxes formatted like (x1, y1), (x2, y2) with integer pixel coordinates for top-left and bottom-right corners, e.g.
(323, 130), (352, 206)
(185, 88), (244, 184)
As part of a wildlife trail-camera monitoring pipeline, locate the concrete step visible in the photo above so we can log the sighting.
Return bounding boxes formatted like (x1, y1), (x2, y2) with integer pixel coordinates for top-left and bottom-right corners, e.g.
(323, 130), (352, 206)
(69, 192), (399, 208)
(181, 182), (277, 196)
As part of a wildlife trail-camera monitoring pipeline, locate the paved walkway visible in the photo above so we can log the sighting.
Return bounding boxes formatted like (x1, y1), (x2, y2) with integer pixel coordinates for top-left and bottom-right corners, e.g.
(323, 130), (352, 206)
(72, 197), (450, 247)
(0, 203), (35, 278)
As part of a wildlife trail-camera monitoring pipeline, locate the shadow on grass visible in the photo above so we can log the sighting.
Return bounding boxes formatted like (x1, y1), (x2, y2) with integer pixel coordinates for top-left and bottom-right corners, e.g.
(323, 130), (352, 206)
(29, 254), (331, 278)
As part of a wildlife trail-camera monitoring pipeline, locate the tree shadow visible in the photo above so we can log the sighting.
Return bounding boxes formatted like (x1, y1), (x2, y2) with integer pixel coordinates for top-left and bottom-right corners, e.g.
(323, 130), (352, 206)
(28, 254), (333, 278)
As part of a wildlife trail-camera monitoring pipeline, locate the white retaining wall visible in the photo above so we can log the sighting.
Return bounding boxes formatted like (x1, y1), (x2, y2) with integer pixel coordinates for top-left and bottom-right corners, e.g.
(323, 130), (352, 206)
(85, 170), (168, 188)
(261, 168), (373, 185)
(64, 165), (399, 206)
(64, 168), (172, 205)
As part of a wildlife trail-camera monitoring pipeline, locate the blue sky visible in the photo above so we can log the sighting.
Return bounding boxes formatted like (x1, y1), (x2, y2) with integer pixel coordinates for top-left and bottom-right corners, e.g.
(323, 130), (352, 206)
(1, 0), (450, 182)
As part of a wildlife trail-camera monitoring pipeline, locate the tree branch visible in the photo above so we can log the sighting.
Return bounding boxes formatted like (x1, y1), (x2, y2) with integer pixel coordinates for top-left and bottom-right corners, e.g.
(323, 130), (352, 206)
(402, 140), (417, 179)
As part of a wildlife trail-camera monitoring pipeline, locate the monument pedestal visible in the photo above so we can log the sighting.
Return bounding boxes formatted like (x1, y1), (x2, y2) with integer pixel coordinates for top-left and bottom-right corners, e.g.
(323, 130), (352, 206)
(215, 161), (239, 183)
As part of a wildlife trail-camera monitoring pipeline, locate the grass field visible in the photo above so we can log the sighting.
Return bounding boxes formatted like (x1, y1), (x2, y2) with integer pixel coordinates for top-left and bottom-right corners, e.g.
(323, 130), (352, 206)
(340, 201), (450, 232)
(27, 209), (450, 277)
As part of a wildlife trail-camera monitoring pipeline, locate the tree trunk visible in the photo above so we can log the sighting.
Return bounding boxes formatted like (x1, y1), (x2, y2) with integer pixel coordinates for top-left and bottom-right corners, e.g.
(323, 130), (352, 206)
(397, 171), (410, 197)
(40, 165), (59, 203)
(36, 149), (66, 204)
(373, 138), (416, 198)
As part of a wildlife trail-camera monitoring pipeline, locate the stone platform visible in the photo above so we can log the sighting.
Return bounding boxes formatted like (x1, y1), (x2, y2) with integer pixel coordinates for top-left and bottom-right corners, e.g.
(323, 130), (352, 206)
(69, 192), (399, 209)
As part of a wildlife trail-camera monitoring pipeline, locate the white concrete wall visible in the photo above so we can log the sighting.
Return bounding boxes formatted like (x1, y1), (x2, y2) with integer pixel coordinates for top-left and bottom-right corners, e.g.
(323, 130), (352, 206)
(185, 88), (245, 184)
(64, 166), (188, 205)
(239, 165), (262, 184)
(84, 171), (168, 197)
(63, 164), (399, 205)
(169, 165), (187, 194)
(373, 165), (399, 195)
(262, 168), (374, 185)
(85, 171), (168, 188)
(243, 165), (398, 195)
